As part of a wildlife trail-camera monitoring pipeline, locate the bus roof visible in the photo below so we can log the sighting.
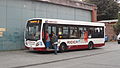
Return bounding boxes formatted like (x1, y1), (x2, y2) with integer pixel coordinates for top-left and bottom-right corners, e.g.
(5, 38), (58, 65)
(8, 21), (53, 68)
(28, 18), (105, 27)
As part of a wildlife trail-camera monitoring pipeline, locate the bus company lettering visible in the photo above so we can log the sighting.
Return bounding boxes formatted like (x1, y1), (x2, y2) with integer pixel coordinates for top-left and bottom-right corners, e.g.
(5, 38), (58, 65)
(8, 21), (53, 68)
(67, 40), (80, 44)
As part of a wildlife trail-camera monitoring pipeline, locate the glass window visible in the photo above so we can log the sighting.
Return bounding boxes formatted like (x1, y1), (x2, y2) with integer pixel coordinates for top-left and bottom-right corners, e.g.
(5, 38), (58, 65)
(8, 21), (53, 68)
(70, 27), (78, 39)
(90, 27), (104, 38)
(25, 23), (41, 41)
(52, 26), (56, 34)
(62, 26), (69, 39)
(87, 27), (94, 38)
(58, 27), (62, 35)
(98, 27), (104, 38)
(101, 27), (104, 38)
(58, 26), (63, 39)
(48, 26), (51, 34)
(79, 27), (84, 39)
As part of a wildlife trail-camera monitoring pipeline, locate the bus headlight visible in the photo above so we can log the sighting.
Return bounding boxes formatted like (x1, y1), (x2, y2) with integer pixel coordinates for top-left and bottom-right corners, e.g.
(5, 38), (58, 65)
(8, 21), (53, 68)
(36, 42), (39, 46)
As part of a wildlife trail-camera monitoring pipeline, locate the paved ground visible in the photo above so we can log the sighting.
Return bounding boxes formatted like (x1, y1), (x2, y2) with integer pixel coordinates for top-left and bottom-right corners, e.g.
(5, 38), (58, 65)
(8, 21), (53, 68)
(0, 42), (120, 68)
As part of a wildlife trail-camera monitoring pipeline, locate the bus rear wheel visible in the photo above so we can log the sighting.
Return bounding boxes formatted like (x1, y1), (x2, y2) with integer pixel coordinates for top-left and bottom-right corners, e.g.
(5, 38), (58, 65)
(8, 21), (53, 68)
(88, 42), (94, 50)
(59, 43), (67, 53)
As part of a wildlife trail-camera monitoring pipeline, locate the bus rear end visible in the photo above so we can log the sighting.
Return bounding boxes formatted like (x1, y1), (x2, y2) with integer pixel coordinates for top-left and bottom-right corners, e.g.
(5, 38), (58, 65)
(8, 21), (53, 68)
(24, 19), (46, 51)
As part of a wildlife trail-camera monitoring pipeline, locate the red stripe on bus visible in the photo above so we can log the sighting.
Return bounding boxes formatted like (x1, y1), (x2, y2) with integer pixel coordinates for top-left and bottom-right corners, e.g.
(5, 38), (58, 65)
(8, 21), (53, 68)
(68, 43), (105, 50)
(25, 43), (105, 51)
(25, 46), (46, 51)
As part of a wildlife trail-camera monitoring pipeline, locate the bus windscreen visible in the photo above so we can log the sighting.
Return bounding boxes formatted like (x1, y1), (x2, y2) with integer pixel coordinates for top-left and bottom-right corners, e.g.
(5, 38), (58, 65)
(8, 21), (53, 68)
(25, 20), (41, 41)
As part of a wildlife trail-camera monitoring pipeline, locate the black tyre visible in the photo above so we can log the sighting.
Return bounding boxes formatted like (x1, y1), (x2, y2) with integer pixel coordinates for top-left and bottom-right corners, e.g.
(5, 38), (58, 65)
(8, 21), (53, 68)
(59, 43), (67, 53)
(118, 41), (120, 44)
(88, 42), (94, 50)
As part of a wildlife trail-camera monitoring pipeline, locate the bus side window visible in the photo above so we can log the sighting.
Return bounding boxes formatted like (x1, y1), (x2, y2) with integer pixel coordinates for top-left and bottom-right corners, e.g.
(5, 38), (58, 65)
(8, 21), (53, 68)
(70, 27), (78, 39)
(79, 27), (85, 39)
(48, 26), (51, 34)
(79, 27), (83, 39)
(100, 27), (104, 38)
(87, 27), (94, 38)
(58, 27), (63, 39)
(52, 26), (57, 35)
(62, 26), (69, 39)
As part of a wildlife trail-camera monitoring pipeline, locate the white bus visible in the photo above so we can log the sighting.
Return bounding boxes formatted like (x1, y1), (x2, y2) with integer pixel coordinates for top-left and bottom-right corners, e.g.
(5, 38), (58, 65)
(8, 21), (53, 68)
(24, 18), (105, 52)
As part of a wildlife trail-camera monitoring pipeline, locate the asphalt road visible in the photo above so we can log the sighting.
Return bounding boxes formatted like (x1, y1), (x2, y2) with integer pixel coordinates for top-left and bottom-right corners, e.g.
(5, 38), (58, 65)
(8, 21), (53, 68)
(0, 42), (120, 68)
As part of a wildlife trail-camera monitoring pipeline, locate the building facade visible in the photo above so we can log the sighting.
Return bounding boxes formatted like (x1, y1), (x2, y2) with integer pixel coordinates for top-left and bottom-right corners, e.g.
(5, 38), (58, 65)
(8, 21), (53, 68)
(99, 19), (118, 41)
(0, 0), (97, 50)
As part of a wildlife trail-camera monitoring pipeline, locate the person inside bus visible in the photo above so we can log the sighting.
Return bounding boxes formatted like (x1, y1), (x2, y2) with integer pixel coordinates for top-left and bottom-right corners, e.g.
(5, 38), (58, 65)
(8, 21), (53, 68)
(51, 31), (58, 55)
(84, 31), (88, 42)
(45, 31), (51, 49)
(88, 29), (92, 38)
(71, 30), (77, 38)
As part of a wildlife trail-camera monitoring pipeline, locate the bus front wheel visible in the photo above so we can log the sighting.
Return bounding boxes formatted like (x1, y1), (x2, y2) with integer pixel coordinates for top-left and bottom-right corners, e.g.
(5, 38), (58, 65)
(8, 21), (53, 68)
(59, 43), (67, 53)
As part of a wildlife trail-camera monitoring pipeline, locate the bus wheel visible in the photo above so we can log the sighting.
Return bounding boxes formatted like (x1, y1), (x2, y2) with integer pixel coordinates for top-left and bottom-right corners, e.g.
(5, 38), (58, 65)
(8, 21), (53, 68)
(118, 41), (120, 44)
(88, 42), (94, 50)
(59, 43), (67, 53)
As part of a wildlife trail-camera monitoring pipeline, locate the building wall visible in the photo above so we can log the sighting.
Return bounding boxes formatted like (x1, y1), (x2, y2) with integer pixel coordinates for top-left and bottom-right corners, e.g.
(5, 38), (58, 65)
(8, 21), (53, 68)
(105, 23), (117, 41)
(0, 0), (94, 50)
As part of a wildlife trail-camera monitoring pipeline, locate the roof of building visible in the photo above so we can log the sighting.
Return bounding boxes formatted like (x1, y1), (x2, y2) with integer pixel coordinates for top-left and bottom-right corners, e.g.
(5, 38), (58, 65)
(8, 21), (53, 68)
(98, 19), (118, 23)
(35, 0), (97, 10)
(69, 0), (96, 6)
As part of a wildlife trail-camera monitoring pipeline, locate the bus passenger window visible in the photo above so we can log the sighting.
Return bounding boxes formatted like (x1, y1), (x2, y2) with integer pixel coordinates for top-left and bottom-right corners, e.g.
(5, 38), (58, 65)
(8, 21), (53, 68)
(52, 26), (56, 35)
(70, 27), (78, 39)
(48, 26), (51, 34)
(62, 26), (69, 39)
(87, 28), (94, 38)
(79, 27), (85, 39)
(79, 27), (83, 39)
(58, 27), (63, 38)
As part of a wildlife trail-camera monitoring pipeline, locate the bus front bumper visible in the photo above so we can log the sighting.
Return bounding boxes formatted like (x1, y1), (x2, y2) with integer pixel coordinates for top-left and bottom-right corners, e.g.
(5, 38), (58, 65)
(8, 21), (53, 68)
(25, 46), (54, 51)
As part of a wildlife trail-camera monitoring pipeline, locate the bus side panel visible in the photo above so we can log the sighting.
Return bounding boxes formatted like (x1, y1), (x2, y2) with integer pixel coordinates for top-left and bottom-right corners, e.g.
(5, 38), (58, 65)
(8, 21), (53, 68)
(88, 38), (105, 47)
(66, 43), (104, 50)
